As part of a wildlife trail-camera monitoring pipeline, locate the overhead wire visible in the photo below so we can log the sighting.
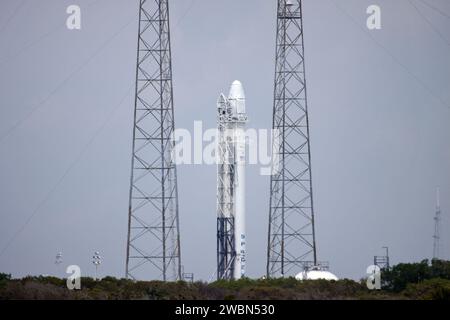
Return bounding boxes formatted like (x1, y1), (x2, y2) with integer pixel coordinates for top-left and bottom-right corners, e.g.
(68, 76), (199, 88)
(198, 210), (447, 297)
(0, 12), (137, 145)
(418, 0), (450, 20)
(409, 0), (450, 46)
(0, 0), (103, 69)
(0, 0), (200, 258)
(0, 81), (135, 258)
(329, 0), (450, 110)
(0, 0), (28, 36)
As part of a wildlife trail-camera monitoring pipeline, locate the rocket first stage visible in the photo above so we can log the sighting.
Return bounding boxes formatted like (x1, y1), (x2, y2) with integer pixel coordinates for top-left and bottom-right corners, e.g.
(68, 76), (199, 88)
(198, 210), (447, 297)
(216, 80), (247, 280)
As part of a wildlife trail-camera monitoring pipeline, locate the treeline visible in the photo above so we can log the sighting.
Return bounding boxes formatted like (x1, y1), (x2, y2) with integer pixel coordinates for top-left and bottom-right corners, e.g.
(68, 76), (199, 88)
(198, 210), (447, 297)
(1, 260), (450, 300)
(381, 259), (450, 298)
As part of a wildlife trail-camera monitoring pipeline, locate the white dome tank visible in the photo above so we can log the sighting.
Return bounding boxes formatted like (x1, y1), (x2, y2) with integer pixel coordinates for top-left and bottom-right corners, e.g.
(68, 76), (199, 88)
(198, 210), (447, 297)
(295, 269), (339, 281)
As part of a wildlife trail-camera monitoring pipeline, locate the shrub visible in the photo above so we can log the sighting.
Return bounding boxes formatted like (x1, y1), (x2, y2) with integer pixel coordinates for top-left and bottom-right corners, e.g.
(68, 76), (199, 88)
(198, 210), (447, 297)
(403, 278), (450, 300)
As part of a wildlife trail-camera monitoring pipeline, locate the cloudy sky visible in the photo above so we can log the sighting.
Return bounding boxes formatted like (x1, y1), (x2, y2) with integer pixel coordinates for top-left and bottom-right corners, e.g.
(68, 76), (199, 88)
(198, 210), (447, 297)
(0, 0), (449, 281)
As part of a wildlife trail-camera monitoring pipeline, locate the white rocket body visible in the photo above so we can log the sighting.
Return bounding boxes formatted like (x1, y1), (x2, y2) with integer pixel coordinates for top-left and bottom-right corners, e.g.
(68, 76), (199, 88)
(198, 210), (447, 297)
(217, 80), (247, 279)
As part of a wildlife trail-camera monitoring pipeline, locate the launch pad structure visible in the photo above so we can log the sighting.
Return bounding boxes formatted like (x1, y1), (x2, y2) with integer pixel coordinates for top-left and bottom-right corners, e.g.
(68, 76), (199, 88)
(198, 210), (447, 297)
(125, 0), (321, 281)
(267, 0), (319, 278)
(216, 81), (248, 280)
(125, 0), (181, 281)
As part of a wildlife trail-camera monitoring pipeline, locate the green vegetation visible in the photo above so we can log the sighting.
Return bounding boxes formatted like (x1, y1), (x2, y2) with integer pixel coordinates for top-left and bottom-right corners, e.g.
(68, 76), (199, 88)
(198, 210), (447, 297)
(1, 260), (450, 300)
(382, 259), (450, 292)
(0, 273), (11, 289)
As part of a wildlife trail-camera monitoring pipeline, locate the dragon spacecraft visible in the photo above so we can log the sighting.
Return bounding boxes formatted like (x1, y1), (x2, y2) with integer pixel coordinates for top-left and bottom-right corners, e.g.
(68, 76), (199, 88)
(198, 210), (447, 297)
(216, 80), (247, 280)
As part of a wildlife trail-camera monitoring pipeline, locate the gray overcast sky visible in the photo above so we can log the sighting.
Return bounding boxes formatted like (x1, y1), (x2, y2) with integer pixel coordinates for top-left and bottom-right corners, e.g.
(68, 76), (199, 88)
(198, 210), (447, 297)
(0, 0), (449, 281)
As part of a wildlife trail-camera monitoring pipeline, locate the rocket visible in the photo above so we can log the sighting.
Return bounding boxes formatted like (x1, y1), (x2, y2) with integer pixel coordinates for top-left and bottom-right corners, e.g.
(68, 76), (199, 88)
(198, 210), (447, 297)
(216, 80), (247, 280)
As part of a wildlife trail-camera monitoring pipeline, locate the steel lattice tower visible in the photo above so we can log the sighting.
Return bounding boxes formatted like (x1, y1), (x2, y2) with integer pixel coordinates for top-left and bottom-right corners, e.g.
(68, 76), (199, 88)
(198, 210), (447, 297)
(216, 96), (237, 280)
(433, 187), (441, 260)
(126, 0), (181, 281)
(267, 0), (317, 278)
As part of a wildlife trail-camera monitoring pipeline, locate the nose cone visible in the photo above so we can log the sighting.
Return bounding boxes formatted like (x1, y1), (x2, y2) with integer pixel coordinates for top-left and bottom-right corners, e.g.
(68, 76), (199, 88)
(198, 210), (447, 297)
(228, 80), (245, 101)
(228, 80), (246, 114)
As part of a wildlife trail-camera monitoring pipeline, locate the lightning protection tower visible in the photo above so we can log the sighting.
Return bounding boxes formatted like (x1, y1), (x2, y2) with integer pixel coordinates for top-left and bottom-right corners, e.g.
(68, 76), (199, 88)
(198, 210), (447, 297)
(433, 187), (441, 260)
(267, 0), (317, 278)
(126, 0), (181, 281)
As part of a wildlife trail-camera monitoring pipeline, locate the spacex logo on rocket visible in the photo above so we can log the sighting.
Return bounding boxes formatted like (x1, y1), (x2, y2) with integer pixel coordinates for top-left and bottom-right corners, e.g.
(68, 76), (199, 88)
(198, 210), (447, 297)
(217, 81), (248, 280)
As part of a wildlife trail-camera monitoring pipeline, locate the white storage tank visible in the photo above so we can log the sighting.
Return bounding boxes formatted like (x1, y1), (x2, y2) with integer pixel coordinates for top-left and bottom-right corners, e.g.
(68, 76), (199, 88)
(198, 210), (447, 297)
(295, 267), (339, 281)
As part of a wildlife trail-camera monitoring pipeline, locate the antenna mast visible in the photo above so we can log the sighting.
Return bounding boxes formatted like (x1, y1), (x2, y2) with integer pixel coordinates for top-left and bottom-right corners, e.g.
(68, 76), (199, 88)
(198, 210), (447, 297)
(433, 187), (441, 260)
